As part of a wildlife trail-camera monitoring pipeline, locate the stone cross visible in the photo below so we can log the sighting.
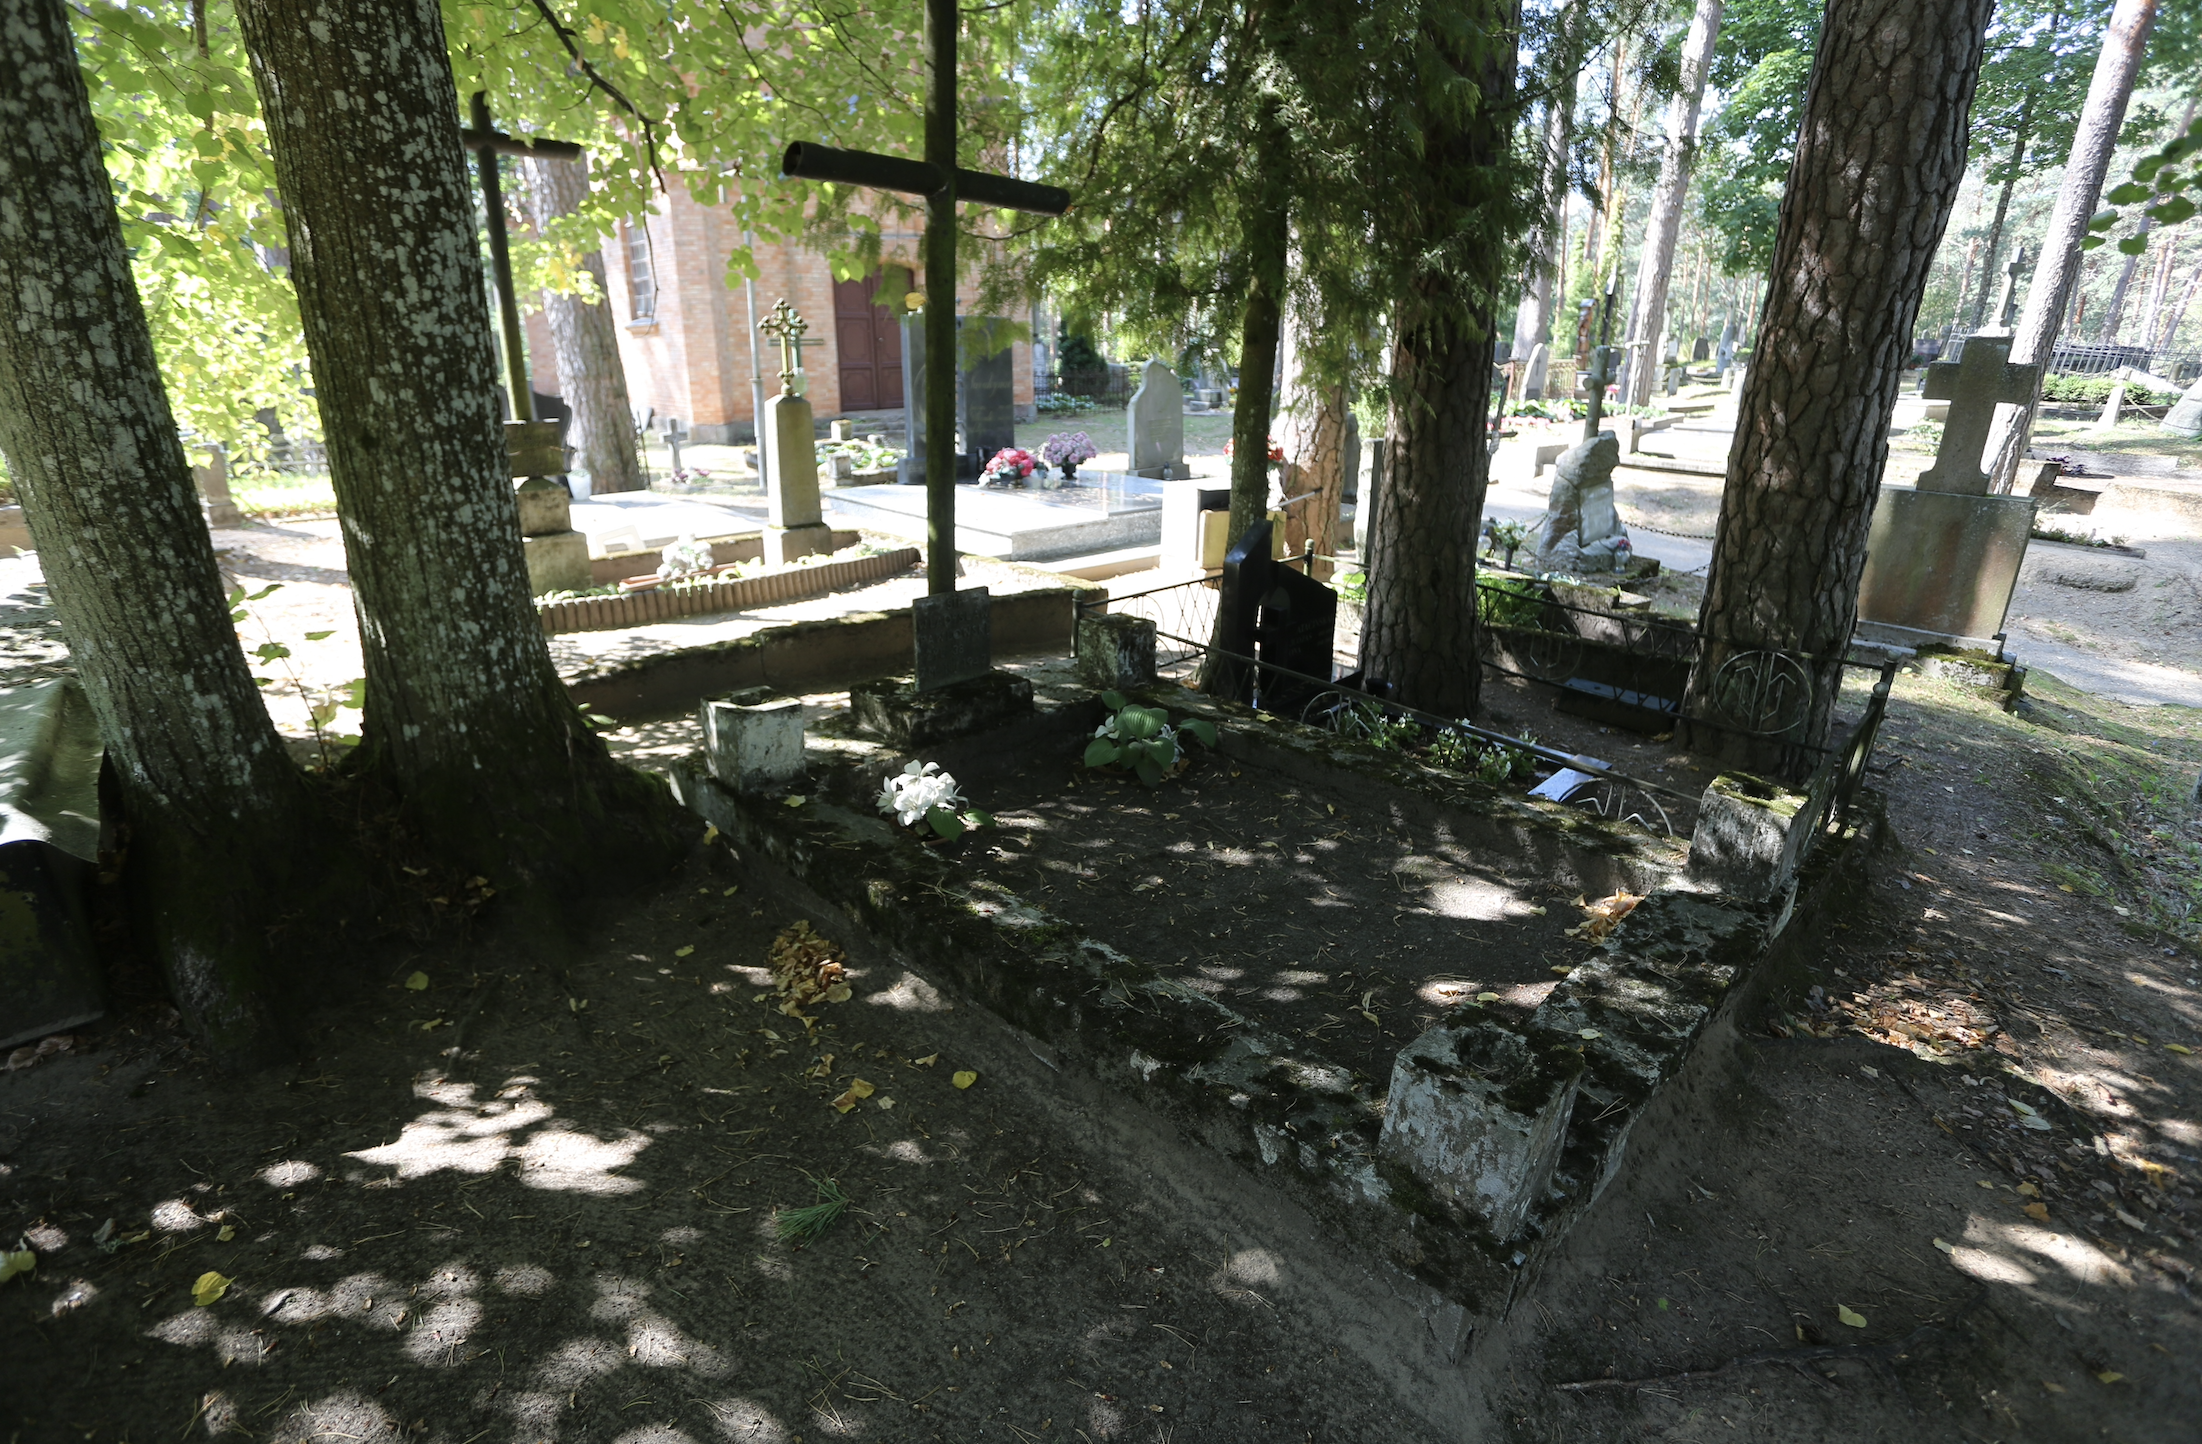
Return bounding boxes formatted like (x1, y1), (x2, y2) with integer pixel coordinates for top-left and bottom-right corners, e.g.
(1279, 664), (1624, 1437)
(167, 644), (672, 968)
(1982, 248), (2027, 335)
(661, 415), (689, 476)
(1917, 333), (2040, 495)
(758, 299), (810, 393)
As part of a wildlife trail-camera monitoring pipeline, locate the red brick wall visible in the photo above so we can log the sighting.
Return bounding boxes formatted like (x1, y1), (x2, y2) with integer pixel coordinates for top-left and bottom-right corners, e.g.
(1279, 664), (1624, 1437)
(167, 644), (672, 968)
(607, 189), (1036, 441)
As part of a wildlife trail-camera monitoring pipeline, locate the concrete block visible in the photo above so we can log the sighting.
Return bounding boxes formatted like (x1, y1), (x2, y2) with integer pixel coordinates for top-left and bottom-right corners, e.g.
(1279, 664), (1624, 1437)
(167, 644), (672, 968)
(1077, 613), (1157, 691)
(1378, 1020), (1581, 1240)
(764, 522), (834, 568)
(850, 670), (1034, 749)
(505, 420), (565, 478)
(1685, 771), (1813, 902)
(515, 476), (573, 537)
(522, 530), (591, 595)
(699, 688), (805, 792)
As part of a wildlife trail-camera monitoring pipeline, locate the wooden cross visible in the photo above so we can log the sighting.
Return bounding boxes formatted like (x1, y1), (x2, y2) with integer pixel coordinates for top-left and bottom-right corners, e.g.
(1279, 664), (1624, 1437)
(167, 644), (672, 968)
(1918, 332), (2040, 495)
(757, 299), (811, 393)
(779, 0), (1070, 596)
(462, 93), (583, 428)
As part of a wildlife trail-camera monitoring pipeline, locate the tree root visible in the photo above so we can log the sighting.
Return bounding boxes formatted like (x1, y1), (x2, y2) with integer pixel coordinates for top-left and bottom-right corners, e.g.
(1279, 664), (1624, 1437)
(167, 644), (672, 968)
(1554, 1288), (1986, 1394)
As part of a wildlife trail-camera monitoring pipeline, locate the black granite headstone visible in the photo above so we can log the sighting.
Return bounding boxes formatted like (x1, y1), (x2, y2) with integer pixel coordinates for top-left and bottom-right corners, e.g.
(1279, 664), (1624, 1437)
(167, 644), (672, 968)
(913, 586), (993, 691)
(958, 317), (1017, 477)
(1214, 520), (1339, 714)
(898, 314), (928, 485)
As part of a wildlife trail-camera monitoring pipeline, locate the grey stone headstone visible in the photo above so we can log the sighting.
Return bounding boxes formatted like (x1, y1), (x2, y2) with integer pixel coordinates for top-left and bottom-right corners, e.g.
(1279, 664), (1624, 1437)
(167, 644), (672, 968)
(897, 314), (928, 485)
(958, 318), (1017, 478)
(1916, 333), (2040, 495)
(1077, 612), (1157, 691)
(2164, 373), (2202, 439)
(1522, 342), (1551, 401)
(1126, 359), (1185, 478)
(192, 443), (244, 529)
(913, 586), (993, 691)
(1536, 432), (1627, 574)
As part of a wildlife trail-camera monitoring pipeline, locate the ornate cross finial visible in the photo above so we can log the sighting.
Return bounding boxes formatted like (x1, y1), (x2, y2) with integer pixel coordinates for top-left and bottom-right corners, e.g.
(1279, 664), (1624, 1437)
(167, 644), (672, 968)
(758, 299), (810, 393)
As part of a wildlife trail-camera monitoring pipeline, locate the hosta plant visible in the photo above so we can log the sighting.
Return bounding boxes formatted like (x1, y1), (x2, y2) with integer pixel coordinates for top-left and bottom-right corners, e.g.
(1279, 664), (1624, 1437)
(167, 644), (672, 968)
(1084, 691), (1219, 786)
(877, 761), (993, 840)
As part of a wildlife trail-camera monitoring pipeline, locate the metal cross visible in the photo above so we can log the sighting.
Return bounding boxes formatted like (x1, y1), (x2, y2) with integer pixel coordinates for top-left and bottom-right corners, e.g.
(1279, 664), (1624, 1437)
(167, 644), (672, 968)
(758, 299), (811, 393)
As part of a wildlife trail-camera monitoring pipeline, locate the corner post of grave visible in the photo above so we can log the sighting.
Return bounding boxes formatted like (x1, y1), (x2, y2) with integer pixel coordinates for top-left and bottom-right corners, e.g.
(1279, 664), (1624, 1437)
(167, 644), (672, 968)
(923, 0), (959, 596)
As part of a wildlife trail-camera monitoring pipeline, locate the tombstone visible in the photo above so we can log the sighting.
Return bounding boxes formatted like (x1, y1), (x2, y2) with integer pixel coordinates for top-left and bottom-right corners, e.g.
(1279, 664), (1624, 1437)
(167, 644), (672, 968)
(1341, 409), (1361, 504)
(1127, 358), (1186, 478)
(0, 679), (105, 1051)
(1714, 317), (1738, 377)
(1214, 518), (1336, 714)
(913, 587), (993, 691)
(758, 300), (835, 565)
(1690, 336), (1711, 363)
(1160, 480), (1231, 571)
(830, 419), (853, 442)
(958, 318), (1017, 476)
(1535, 432), (1629, 574)
(508, 421), (590, 593)
(1855, 329), (2041, 646)
(1521, 342), (1551, 401)
(662, 416), (689, 477)
(2163, 372), (2202, 439)
(1664, 366), (1681, 398)
(898, 316), (1016, 481)
(1077, 612), (1158, 691)
(1727, 362), (1747, 395)
(191, 443), (245, 529)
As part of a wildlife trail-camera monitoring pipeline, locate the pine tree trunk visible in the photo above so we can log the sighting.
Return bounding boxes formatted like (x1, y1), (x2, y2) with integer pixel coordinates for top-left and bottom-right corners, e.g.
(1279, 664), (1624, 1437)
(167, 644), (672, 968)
(1356, 1), (1515, 718)
(1970, 114), (2030, 330)
(2155, 256), (2202, 352)
(1276, 303), (1346, 578)
(522, 156), (645, 494)
(1620, 0), (1723, 408)
(2098, 218), (2152, 344)
(2136, 231), (2179, 349)
(1682, 0), (1996, 782)
(233, 0), (681, 895)
(1981, 0), (2160, 492)
(0, 0), (346, 1061)
(1514, 16), (1580, 365)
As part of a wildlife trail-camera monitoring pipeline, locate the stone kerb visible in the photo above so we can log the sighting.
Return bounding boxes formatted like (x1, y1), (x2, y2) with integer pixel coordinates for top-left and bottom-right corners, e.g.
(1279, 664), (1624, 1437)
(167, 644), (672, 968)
(665, 683), (1826, 1314)
(537, 546), (918, 634)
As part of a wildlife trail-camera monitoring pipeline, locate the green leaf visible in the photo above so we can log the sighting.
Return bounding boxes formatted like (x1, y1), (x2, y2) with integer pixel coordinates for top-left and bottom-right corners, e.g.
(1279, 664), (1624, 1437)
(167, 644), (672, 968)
(2148, 196), (2197, 226)
(964, 808), (994, 829)
(2118, 234), (2149, 255)
(2087, 209), (2120, 231)
(246, 584), (282, 601)
(1083, 738), (1119, 768)
(1179, 718), (1217, 749)
(2081, 235), (2106, 250)
(2131, 155), (2165, 182)
(303, 630), (333, 641)
(1100, 690), (1128, 710)
(253, 642), (291, 661)
(1133, 759), (1163, 786)
(0, 1250), (33, 1284)
(2105, 181), (2153, 205)
(1118, 707), (1163, 741)
(925, 805), (965, 840)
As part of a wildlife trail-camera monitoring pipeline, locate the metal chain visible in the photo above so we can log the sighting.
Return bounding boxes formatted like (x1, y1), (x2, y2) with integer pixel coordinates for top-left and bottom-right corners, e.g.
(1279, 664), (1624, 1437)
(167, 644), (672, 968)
(1616, 508), (1720, 541)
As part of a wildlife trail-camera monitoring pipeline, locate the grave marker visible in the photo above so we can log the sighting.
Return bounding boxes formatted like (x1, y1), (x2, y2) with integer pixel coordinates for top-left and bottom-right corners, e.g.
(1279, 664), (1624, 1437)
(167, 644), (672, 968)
(1914, 333), (2039, 496)
(1127, 358), (1186, 478)
(912, 586), (994, 691)
(779, 1), (1071, 596)
(1521, 342), (1551, 401)
(191, 443), (244, 529)
(758, 300), (834, 566)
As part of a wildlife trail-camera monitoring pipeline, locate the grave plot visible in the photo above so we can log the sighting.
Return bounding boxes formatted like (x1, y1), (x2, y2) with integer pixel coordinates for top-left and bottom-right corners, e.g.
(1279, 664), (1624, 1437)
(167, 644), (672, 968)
(675, 676), (1865, 1320)
(951, 757), (1623, 1091)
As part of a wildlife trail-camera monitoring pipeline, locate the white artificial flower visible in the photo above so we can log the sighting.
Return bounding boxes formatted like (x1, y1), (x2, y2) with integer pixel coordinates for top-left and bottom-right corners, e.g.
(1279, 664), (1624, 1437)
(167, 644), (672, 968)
(877, 759), (965, 828)
(657, 532), (715, 581)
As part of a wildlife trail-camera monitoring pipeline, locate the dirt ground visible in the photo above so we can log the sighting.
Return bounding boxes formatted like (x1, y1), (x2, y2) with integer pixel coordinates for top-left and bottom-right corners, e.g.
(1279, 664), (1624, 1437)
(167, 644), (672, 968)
(7, 657), (2199, 1442)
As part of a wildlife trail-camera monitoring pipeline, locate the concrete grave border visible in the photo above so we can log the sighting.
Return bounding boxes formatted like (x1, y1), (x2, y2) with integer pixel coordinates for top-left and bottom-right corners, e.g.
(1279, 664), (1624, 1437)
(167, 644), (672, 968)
(668, 680), (1882, 1316)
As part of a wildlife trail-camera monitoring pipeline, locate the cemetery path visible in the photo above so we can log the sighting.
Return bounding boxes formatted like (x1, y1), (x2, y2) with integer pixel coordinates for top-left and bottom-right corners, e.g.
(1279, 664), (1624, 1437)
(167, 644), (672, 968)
(1485, 665), (2202, 1444)
(0, 849), (1438, 1443)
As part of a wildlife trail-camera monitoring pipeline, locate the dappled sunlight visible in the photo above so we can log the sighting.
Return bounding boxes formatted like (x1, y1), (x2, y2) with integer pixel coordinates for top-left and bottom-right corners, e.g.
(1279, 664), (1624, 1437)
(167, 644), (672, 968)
(693, 1397), (796, 1441)
(344, 1076), (649, 1194)
(1960, 1216), (2136, 1289)
(864, 970), (952, 1012)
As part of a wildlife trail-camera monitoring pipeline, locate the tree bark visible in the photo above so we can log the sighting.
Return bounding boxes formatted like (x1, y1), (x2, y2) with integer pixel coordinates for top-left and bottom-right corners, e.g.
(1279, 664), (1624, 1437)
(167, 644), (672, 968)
(1356, 1), (1515, 719)
(233, 0), (681, 897)
(1682, 0), (1996, 782)
(1981, 0), (2160, 492)
(2154, 254), (2202, 353)
(2136, 228), (2179, 349)
(2098, 219), (2153, 343)
(522, 157), (645, 494)
(0, 0), (348, 1061)
(1620, 0), (1724, 407)
(1276, 301), (1346, 578)
(1513, 8), (1582, 367)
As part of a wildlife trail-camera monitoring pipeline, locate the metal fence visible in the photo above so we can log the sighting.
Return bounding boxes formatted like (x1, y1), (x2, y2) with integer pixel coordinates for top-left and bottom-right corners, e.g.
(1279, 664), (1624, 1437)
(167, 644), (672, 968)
(1936, 332), (2202, 384)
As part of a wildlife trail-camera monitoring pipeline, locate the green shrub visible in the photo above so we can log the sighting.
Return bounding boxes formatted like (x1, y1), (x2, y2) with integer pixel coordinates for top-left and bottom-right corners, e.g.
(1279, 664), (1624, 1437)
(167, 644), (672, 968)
(1475, 573), (1546, 629)
(2039, 373), (2178, 407)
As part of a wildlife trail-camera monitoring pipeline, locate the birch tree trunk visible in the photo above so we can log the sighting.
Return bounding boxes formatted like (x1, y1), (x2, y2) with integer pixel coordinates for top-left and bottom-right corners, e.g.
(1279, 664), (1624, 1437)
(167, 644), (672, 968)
(1981, 0), (2160, 491)
(1620, 0), (1723, 408)
(1681, 0), (1995, 782)
(521, 156), (645, 494)
(233, 0), (681, 896)
(0, 0), (349, 1061)
(1357, 1), (1515, 718)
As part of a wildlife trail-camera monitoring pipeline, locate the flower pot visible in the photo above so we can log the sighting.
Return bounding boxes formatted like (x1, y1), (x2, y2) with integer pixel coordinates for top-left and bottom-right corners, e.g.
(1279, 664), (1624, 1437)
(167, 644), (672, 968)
(1059, 462), (1078, 482)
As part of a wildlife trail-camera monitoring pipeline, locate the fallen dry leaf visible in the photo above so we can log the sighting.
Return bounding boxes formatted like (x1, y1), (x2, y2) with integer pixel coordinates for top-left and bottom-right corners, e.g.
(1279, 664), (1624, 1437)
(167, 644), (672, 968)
(911, 1053), (938, 1067)
(953, 1070), (978, 1090)
(404, 971), (429, 991)
(1563, 890), (1644, 943)
(2023, 1202), (2051, 1223)
(829, 1078), (877, 1113)
(1836, 1305), (1866, 1328)
(769, 921), (853, 1016)
(192, 1271), (231, 1307)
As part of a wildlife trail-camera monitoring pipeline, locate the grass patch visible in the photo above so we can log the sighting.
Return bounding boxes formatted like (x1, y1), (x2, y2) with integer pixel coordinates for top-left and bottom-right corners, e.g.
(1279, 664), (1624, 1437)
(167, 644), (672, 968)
(774, 1176), (849, 1244)
(233, 470), (337, 518)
